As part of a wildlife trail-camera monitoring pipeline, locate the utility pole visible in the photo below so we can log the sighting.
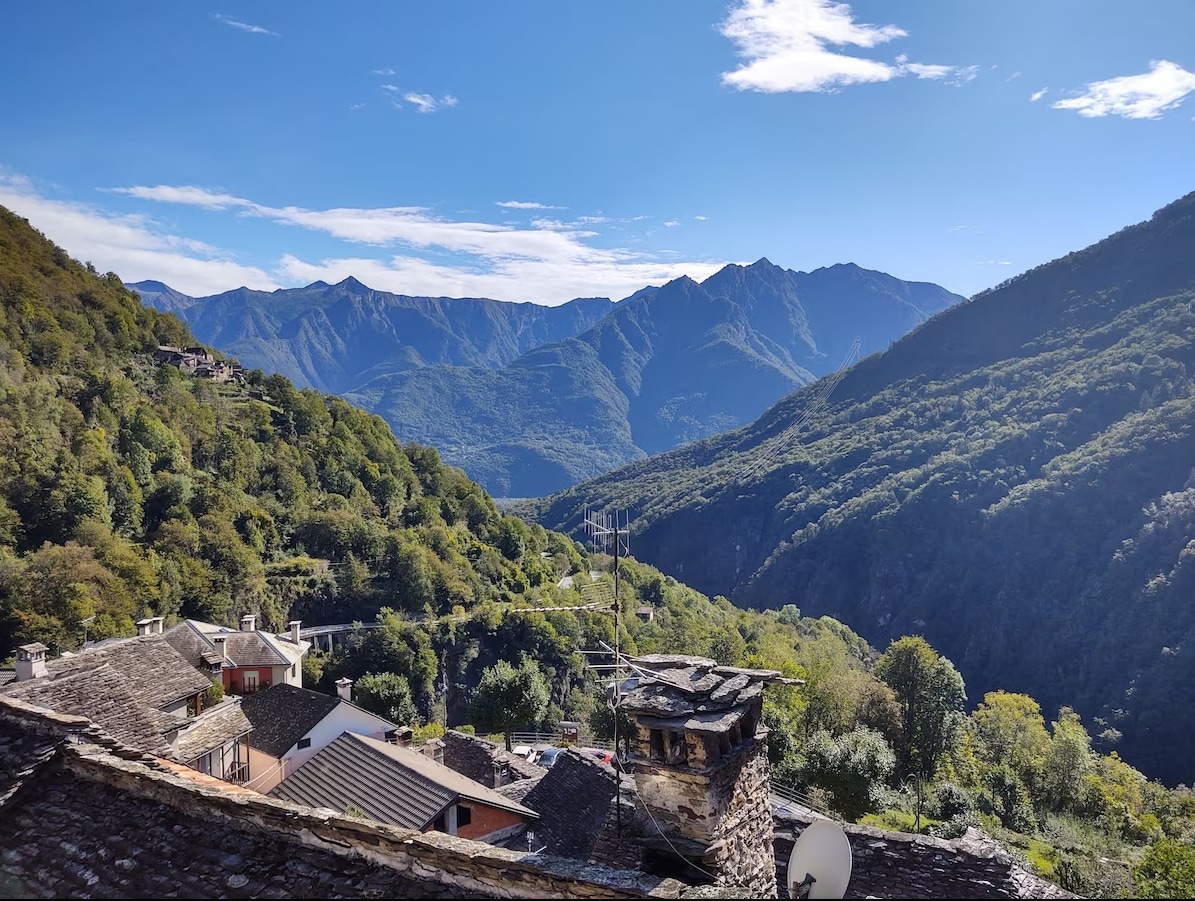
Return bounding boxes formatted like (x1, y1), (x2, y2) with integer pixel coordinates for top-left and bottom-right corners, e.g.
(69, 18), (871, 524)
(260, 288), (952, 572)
(582, 507), (631, 836)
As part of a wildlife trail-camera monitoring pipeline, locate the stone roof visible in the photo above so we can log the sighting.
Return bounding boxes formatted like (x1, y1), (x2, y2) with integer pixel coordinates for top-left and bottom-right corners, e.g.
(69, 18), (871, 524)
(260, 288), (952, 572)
(238, 683), (342, 757)
(521, 748), (618, 861)
(171, 698), (253, 763)
(0, 697), (703, 900)
(2, 664), (176, 756)
(0, 669), (15, 688)
(164, 619), (308, 672)
(37, 634), (211, 709)
(495, 777), (542, 804)
(618, 654), (799, 723)
(441, 730), (546, 788)
(271, 732), (537, 830)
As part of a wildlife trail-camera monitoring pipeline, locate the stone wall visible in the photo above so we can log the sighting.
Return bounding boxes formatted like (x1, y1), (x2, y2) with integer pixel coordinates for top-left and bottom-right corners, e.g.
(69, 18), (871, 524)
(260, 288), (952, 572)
(773, 810), (1077, 899)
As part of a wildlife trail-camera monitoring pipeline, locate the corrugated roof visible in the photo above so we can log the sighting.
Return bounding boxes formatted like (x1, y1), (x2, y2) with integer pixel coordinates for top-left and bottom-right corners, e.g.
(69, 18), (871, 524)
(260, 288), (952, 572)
(172, 698), (252, 762)
(238, 683), (340, 757)
(42, 634), (211, 709)
(271, 732), (536, 831)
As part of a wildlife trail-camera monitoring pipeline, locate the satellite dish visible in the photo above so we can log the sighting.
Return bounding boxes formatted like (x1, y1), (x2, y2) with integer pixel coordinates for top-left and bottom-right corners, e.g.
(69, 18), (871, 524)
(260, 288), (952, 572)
(787, 819), (853, 900)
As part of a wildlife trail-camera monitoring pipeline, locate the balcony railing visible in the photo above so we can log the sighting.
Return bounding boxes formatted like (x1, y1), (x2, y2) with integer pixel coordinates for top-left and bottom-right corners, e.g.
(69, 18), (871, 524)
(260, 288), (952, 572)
(226, 761), (250, 785)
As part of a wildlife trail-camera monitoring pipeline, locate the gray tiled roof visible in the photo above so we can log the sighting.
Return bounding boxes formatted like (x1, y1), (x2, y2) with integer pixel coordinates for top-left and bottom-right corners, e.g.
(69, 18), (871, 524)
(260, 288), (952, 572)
(239, 683), (340, 757)
(0, 670), (15, 688)
(164, 619), (305, 670)
(221, 631), (290, 667)
(521, 749), (617, 860)
(162, 621), (213, 668)
(271, 732), (536, 830)
(3, 664), (175, 756)
(0, 710), (497, 899)
(441, 730), (546, 788)
(42, 634), (211, 709)
(171, 698), (252, 762)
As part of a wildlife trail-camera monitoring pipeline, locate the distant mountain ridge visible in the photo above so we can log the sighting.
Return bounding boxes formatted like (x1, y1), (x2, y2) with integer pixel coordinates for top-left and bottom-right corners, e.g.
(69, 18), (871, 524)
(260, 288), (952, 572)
(133, 263), (962, 496)
(129, 278), (618, 394)
(524, 190), (1195, 783)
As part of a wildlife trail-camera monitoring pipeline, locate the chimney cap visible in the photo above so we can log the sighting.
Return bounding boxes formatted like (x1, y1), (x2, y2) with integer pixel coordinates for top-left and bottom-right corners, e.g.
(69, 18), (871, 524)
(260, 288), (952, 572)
(135, 617), (154, 626)
(335, 677), (353, 686)
(18, 642), (49, 654)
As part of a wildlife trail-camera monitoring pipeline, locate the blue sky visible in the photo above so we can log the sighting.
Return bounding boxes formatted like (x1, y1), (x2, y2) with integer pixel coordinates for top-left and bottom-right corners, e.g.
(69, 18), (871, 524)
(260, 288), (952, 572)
(1, 0), (1193, 302)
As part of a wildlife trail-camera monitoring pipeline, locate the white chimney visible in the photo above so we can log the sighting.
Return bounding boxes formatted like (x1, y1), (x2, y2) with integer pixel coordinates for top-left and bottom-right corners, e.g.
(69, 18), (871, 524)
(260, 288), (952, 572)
(135, 618), (153, 637)
(289, 620), (302, 644)
(213, 635), (228, 662)
(149, 616), (164, 635)
(335, 677), (353, 702)
(15, 643), (49, 681)
(240, 614), (256, 632)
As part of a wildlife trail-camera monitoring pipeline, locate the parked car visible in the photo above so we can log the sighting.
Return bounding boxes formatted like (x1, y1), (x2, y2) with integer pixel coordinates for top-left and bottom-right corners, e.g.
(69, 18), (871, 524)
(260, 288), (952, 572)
(537, 747), (564, 768)
(585, 748), (615, 766)
(512, 745), (538, 764)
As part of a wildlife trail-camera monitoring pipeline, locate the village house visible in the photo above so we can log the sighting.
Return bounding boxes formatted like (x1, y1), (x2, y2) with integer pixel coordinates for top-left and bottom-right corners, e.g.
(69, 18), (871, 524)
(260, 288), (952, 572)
(153, 345), (243, 382)
(271, 731), (539, 845)
(237, 679), (398, 793)
(1, 629), (253, 784)
(163, 614), (309, 693)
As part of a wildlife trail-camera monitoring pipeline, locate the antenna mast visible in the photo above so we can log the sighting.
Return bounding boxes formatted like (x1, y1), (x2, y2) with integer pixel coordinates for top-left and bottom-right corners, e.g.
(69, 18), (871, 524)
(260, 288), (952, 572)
(582, 507), (631, 836)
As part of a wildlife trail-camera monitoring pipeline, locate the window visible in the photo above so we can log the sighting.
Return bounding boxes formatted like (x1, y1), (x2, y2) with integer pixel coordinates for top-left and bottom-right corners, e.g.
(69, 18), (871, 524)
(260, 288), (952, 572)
(291, 664), (297, 678)
(457, 805), (472, 828)
(649, 729), (665, 761)
(666, 731), (687, 765)
(297, 737), (312, 750)
(242, 671), (259, 693)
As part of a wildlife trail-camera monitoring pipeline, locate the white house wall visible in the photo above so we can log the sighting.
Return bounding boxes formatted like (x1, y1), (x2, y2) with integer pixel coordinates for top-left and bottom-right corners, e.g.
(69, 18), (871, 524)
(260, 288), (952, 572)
(281, 703), (396, 776)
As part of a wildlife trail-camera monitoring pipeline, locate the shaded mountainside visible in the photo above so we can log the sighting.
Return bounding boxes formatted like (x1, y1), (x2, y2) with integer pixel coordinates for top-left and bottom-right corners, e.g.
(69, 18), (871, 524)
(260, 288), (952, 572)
(129, 277), (619, 395)
(525, 190), (1195, 784)
(343, 260), (961, 497)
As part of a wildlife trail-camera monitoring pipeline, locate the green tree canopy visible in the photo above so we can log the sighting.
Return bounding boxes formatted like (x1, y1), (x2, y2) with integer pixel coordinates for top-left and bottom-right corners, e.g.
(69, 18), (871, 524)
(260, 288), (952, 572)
(353, 672), (419, 727)
(469, 659), (550, 751)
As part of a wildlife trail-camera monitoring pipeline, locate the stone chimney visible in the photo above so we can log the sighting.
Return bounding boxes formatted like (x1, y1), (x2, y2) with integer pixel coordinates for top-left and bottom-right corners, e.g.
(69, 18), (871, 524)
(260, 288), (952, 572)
(240, 614), (256, 633)
(149, 616), (164, 635)
(135, 618), (153, 636)
(618, 654), (798, 899)
(289, 620), (301, 644)
(15, 643), (49, 681)
(335, 677), (353, 702)
(212, 635), (228, 662)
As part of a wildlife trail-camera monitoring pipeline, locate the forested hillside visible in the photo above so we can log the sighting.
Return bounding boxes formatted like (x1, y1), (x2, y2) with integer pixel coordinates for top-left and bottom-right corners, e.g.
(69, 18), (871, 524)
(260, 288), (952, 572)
(527, 190), (1195, 786)
(0, 206), (579, 654)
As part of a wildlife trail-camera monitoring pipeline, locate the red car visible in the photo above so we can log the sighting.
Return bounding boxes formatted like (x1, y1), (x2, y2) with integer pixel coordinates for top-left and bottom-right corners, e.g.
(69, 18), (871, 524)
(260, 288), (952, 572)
(586, 748), (616, 766)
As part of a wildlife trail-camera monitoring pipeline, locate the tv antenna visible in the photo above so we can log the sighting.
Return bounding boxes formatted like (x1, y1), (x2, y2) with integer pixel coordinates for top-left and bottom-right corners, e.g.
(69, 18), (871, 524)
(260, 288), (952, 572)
(581, 507), (631, 836)
(787, 818), (853, 899)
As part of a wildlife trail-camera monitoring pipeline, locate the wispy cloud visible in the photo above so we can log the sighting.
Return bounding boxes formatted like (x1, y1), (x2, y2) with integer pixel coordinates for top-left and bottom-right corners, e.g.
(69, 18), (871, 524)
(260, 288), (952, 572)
(402, 92), (456, 113)
(1005, 71), (1022, 83)
(1030, 87), (1048, 102)
(664, 219), (680, 227)
(372, 68), (395, 76)
(950, 224), (968, 231)
(0, 173), (278, 295)
(496, 200), (562, 210)
(718, 0), (974, 93)
(349, 102), (366, 110)
(380, 84), (400, 93)
(1053, 60), (1195, 119)
(977, 259), (1012, 266)
(214, 14), (277, 36)
(694, 215), (708, 221)
(101, 182), (727, 303)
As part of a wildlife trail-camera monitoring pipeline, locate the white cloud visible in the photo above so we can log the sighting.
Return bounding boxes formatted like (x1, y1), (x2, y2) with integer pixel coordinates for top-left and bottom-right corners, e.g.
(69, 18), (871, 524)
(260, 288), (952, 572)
(950, 224), (968, 231)
(404, 92), (441, 113)
(664, 219), (680, 227)
(442, 95), (459, 108)
(1030, 87), (1048, 102)
(349, 102), (366, 110)
(719, 0), (975, 93)
(1005, 71), (1021, 82)
(0, 173), (278, 295)
(214, 14), (277, 36)
(977, 259), (1012, 266)
(694, 215), (708, 221)
(372, 68), (395, 76)
(380, 84), (400, 93)
(1053, 60), (1195, 119)
(98, 181), (729, 303)
(495, 200), (562, 210)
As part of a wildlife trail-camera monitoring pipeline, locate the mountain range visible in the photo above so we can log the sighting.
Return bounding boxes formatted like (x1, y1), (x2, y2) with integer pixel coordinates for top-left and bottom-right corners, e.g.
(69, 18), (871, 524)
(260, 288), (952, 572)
(132, 263), (961, 497)
(523, 190), (1195, 783)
